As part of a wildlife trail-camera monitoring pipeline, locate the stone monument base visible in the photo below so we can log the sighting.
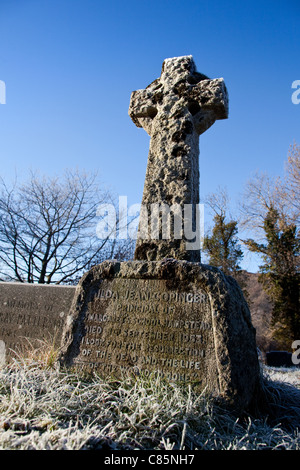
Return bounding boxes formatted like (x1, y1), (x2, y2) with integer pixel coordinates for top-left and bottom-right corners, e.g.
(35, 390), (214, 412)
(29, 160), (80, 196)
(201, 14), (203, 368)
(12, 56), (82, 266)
(59, 259), (261, 410)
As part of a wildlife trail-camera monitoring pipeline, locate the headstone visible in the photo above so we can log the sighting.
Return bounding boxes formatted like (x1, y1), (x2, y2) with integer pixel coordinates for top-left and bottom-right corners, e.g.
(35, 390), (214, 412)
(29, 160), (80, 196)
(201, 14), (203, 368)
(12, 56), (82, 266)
(60, 259), (260, 409)
(59, 56), (261, 411)
(0, 282), (76, 363)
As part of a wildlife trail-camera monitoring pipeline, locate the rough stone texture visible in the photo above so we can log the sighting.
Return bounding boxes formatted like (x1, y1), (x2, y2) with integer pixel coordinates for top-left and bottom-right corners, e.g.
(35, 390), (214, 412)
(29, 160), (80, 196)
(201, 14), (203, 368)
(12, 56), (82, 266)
(0, 282), (75, 363)
(59, 259), (260, 411)
(58, 57), (260, 411)
(129, 56), (228, 262)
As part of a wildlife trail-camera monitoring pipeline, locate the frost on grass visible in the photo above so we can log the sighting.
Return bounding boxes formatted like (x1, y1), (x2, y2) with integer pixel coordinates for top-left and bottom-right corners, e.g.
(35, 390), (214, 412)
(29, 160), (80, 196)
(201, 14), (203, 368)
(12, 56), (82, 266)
(0, 357), (299, 450)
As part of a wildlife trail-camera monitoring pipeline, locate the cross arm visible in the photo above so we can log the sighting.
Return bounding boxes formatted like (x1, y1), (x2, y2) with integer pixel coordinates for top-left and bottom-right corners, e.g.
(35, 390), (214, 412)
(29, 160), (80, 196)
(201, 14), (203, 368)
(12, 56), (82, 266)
(128, 88), (158, 135)
(189, 78), (228, 134)
(192, 78), (228, 119)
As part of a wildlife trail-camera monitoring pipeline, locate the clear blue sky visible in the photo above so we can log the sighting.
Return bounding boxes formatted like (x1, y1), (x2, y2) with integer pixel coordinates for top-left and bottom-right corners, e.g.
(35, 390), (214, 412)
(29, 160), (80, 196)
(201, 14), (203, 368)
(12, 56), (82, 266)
(0, 0), (299, 272)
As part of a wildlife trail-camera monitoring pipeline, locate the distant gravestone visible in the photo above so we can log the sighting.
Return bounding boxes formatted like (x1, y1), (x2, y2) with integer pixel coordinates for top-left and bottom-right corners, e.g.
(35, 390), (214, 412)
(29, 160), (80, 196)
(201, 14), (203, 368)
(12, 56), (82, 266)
(266, 351), (294, 368)
(59, 56), (261, 410)
(0, 282), (75, 363)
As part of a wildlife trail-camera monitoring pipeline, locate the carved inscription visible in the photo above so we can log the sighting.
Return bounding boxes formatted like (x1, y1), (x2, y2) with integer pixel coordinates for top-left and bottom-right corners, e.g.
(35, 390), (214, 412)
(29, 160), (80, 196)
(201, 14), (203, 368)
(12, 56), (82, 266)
(0, 283), (75, 360)
(73, 279), (213, 382)
(0, 297), (65, 353)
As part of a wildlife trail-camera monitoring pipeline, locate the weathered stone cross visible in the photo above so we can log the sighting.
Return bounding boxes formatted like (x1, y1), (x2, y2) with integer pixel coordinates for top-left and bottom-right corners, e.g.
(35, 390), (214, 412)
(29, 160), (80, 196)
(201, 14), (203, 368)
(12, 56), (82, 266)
(129, 55), (228, 262)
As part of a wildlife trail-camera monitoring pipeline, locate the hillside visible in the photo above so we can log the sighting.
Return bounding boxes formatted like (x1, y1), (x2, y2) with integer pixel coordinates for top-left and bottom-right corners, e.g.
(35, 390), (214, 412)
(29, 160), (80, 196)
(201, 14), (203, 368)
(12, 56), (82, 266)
(238, 271), (278, 356)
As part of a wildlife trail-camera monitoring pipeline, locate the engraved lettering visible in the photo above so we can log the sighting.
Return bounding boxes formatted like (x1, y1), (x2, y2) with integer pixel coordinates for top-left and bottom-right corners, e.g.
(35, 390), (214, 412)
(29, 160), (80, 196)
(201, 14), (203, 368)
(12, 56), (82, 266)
(70, 278), (212, 382)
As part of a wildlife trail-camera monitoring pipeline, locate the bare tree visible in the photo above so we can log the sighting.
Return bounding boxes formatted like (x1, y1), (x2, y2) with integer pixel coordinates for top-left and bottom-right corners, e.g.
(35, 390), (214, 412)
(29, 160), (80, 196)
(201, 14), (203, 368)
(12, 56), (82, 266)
(240, 142), (300, 237)
(0, 170), (133, 284)
(280, 141), (300, 225)
(239, 172), (282, 236)
(204, 186), (231, 220)
(239, 144), (300, 347)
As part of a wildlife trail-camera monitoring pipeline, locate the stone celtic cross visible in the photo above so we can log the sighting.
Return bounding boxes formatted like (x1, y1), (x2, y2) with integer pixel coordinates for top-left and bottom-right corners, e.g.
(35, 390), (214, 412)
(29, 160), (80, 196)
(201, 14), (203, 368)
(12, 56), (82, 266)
(60, 63), (260, 409)
(129, 55), (228, 262)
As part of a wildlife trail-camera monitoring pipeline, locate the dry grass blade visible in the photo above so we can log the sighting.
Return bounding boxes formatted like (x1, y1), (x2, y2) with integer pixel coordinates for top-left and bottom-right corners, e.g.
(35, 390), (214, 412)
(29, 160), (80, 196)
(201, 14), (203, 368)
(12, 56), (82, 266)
(0, 354), (299, 450)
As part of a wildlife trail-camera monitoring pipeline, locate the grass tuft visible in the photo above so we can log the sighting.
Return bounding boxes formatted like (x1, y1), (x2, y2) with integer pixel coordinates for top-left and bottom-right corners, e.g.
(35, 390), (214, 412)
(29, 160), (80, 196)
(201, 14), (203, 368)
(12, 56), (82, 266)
(0, 351), (299, 450)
